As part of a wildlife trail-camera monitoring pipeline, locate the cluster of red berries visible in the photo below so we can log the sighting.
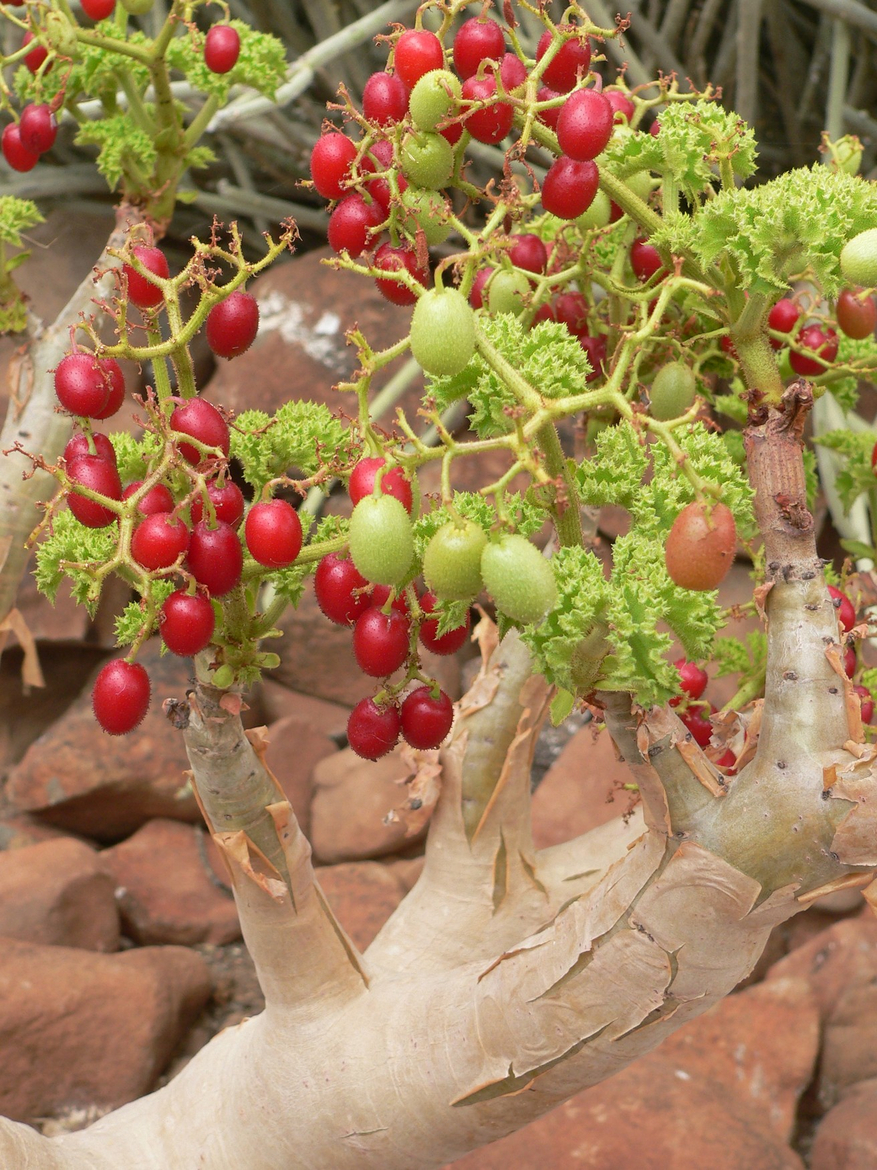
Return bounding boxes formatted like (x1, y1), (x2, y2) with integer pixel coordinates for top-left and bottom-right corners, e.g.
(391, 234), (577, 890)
(2, 102), (57, 173)
(723, 287), (875, 376)
(55, 243), (261, 736)
(312, 457), (469, 761)
(309, 18), (633, 294)
(5, 15), (240, 173)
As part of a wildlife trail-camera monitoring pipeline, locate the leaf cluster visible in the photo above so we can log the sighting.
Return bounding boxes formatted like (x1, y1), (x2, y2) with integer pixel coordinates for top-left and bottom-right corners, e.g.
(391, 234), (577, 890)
(231, 401), (353, 493)
(688, 167), (877, 297)
(34, 510), (116, 615)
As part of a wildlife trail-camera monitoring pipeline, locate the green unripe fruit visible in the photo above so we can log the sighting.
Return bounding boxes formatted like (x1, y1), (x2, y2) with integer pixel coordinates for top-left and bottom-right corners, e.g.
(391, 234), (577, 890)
(569, 621), (611, 693)
(410, 69), (461, 132)
(348, 495), (414, 586)
(625, 170), (654, 202)
(840, 229), (877, 288)
(400, 186), (452, 246)
(43, 12), (77, 56)
(649, 361), (697, 420)
(487, 270), (530, 316)
(410, 288), (476, 376)
(423, 519), (487, 600)
(400, 131), (454, 190)
(576, 189), (611, 230)
(481, 534), (557, 624)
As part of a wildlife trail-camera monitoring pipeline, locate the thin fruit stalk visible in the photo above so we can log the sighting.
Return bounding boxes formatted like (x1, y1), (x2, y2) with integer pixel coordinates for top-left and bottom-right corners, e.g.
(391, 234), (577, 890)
(0, 205), (150, 633)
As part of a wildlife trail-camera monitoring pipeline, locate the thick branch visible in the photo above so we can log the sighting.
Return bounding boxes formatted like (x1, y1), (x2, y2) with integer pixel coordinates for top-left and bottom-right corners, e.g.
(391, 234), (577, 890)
(182, 687), (369, 1013)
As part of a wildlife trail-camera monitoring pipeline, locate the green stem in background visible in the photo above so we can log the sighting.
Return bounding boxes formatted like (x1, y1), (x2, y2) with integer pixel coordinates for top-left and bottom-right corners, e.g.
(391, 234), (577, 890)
(825, 17), (851, 146)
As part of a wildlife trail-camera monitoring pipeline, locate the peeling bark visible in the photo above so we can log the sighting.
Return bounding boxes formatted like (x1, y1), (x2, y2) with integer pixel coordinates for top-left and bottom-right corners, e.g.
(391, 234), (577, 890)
(1, 389), (876, 1167)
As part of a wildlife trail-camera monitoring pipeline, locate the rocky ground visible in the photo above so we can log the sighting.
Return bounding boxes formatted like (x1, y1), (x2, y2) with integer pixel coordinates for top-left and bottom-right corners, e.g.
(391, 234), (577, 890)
(1, 209), (876, 1167)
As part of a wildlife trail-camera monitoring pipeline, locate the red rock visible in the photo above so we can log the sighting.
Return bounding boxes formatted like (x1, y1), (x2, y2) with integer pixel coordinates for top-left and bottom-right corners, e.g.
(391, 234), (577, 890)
(811, 1079), (877, 1170)
(0, 813), (77, 852)
(5, 642), (199, 840)
(768, 913), (877, 1108)
(259, 680), (351, 740)
(531, 723), (639, 850)
(310, 746), (426, 864)
(101, 819), (240, 947)
(445, 978), (815, 1169)
(203, 248), (423, 420)
(316, 860), (408, 951)
(0, 837), (118, 951)
(0, 938), (211, 1122)
(768, 912), (877, 1020)
(260, 714), (337, 837)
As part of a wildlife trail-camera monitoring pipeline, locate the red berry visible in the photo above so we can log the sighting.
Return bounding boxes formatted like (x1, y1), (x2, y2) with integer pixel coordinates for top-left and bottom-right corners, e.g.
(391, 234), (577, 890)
(245, 499), (303, 568)
(92, 659), (150, 736)
(461, 74), (513, 145)
(67, 454), (122, 528)
(509, 234), (548, 274)
(160, 591), (215, 657)
(2, 124), (39, 173)
(604, 90), (635, 123)
(348, 456), (414, 513)
(541, 156), (599, 220)
(419, 591), (470, 655)
(54, 353), (123, 419)
(469, 267), (495, 309)
(364, 138), (407, 212)
(353, 606), (411, 676)
(314, 553), (371, 626)
(836, 288), (877, 340)
(556, 88), (614, 161)
(394, 29), (444, 88)
(665, 502), (736, 591)
(854, 684), (874, 724)
(400, 685), (454, 749)
(310, 132), (357, 200)
(204, 25), (240, 74)
(828, 584), (856, 633)
(536, 28), (591, 92)
(843, 644), (857, 676)
(373, 242), (429, 306)
(630, 238), (664, 282)
(453, 18), (505, 79)
(91, 362), (125, 421)
(669, 658), (708, 706)
(347, 697), (401, 760)
(680, 703), (715, 748)
(578, 332), (606, 382)
(122, 480), (175, 516)
(327, 194), (383, 257)
(170, 398), (230, 465)
(187, 520), (243, 596)
(123, 245), (169, 310)
(64, 431), (117, 466)
(767, 297), (800, 349)
(131, 513), (190, 571)
(205, 291), (259, 359)
(362, 71), (409, 125)
(714, 749), (737, 772)
(369, 584), (410, 614)
(554, 291), (589, 333)
(81, 0), (116, 18)
(536, 85), (563, 131)
(23, 33), (49, 75)
(190, 479), (245, 527)
(649, 118), (661, 136)
(19, 104), (57, 154)
(499, 53), (527, 91)
(789, 324), (838, 377)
